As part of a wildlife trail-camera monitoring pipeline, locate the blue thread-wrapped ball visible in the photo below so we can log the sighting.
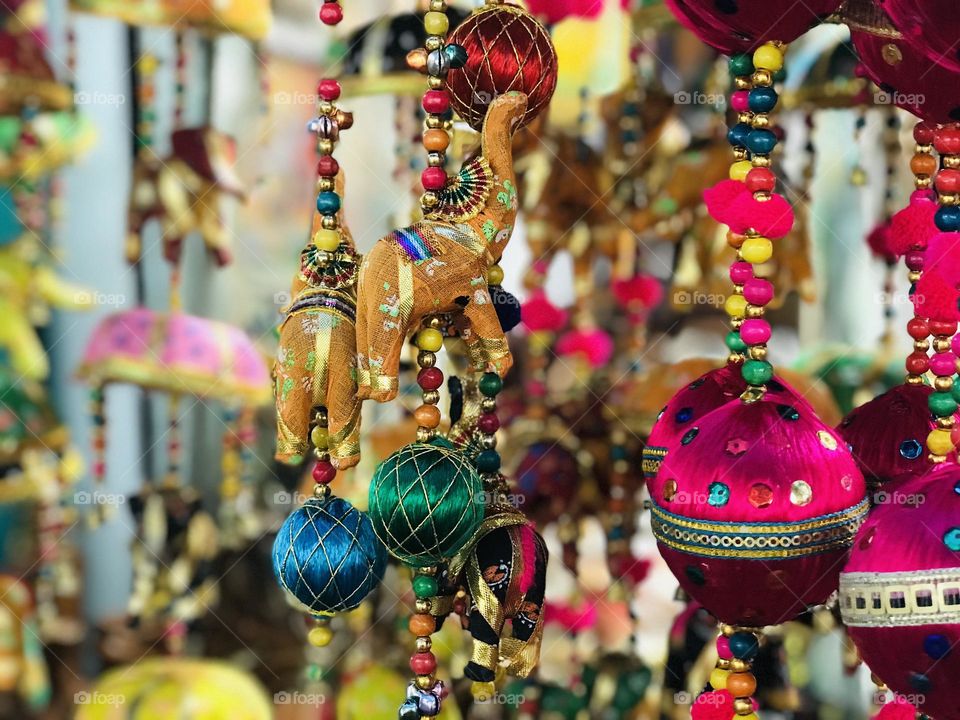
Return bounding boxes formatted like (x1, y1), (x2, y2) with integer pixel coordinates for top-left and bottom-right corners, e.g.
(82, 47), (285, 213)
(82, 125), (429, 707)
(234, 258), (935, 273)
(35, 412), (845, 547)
(272, 496), (387, 615)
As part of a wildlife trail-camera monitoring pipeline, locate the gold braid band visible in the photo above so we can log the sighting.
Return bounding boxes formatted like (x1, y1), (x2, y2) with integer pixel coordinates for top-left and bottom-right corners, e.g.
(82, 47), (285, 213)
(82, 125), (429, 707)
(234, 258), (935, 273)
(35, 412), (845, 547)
(840, 568), (960, 628)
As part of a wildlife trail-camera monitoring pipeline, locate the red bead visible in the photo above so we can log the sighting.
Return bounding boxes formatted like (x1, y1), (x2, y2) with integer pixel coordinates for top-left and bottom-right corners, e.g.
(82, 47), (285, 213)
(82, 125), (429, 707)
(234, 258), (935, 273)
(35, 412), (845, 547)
(93, 462), (106, 476)
(745, 167), (776, 194)
(907, 317), (929, 340)
(930, 319), (958, 336)
(422, 90), (450, 115)
(477, 413), (500, 434)
(410, 652), (437, 675)
(914, 122), (936, 145)
(417, 367), (444, 391)
(906, 351), (930, 375)
(317, 156), (339, 177)
(935, 127), (960, 156)
(421, 167), (448, 191)
(318, 3), (342, 25)
(905, 250), (925, 272)
(317, 78), (341, 101)
(937, 169), (960, 195)
(312, 461), (337, 484)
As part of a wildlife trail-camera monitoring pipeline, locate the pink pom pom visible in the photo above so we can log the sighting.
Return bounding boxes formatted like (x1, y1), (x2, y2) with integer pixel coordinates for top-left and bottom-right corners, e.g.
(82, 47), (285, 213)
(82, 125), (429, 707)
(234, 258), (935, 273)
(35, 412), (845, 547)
(612, 274), (664, 313)
(522, 292), (568, 333)
(915, 270), (960, 322)
(875, 698), (918, 720)
(703, 179), (748, 225)
(925, 232), (960, 286)
(544, 601), (597, 632)
(556, 328), (615, 369)
(866, 219), (896, 263)
(727, 192), (795, 239)
(888, 192), (938, 256)
(691, 691), (735, 720)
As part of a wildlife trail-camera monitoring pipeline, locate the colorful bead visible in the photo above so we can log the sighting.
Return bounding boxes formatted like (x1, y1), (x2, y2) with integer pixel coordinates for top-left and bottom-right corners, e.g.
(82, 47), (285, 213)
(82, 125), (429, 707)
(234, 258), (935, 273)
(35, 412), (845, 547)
(726, 672), (757, 697)
(746, 128), (777, 155)
(318, 2), (343, 25)
(729, 261), (754, 284)
(423, 129), (450, 152)
(728, 54), (754, 76)
(741, 237), (773, 264)
(316, 191), (341, 214)
(740, 319), (772, 345)
(907, 317), (929, 339)
(906, 351), (930, 375)
(928, 429), (955, 456)
(748, 86), (778, 113)
(471, 682), (496, 701)
(317, 156), (339, 177)
(410, 652), (437, 675)
(717, 635), (733, 660)
(727, 123), (751, 148)
(477, 413), (500, 434)
(724, 294), (747, 318)
(308, 624), (333, 647)
(424, 11), (449, 35)
(317, 78), (342, 101)
(478, 372), (503, 397)
(934, 126), (960, 155)
(408, 614), (435, 636)
(413, 575), (439, 599)
(930, 352), (956, 376)
(729, 160), (753, 181)
(730, 91), (750, 113)
(936, 169), (960, 195)
(443, 44), (468, 69)
(417, 328), (444, 352)
(310, 425), (330, 448)
(753, 44), (784, 72)
(725, 331), (747, 352)
(422, 90), (451, 114)
(414, 404), (441, 429)
(421, 167), (448, 191)
(487, 264), (505, 285)
(312, 461), (337, 484)
(728, 631), (760, 660)
(314, 229), (341, 252)
(745, 167), (776, 193)
(417, 367), (444, 391)
(709, 668), (729, 690)
(935, 205), (960, 232)
(476, 450), (501, 474)
(743, 278), (774, 306)
(742, 360), (773, 385)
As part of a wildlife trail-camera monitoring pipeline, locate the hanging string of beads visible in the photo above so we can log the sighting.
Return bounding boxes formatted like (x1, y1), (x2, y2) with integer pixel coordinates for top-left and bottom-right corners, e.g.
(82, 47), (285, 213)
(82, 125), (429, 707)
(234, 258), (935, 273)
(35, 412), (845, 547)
(134, 53), (159, 158)
(877, 109), (902, 350)
(312, 77), (353, 255)
(904, 121), (937, 386)
(173, 32), (187, 128)
(926, 125), (960, 461)
(164, 394), (182, 488)
(709, 626), (761, 720)
(735, 42), (787, 397)
(88, 387), (107, 527)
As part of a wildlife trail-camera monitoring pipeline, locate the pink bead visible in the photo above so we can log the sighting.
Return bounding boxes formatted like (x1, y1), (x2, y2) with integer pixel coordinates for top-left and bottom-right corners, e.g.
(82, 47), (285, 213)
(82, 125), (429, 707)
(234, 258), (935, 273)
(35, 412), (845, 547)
(729, 261), (753, 285)
(952, 335), (960, 357)
(421, 167), (447, 191)
(316, 78), (341, 101)
(730, 91), (750, 113)
(930, 352), (957, 377)
(312, 461), (337, 484)
(422, 90), (450, 114)
(477, 413), (500, 434)
(740, 318), (771, 345)
(743, 278), (774, 306)
(717, 635), (733, 660)
(410, 652), (437, 675)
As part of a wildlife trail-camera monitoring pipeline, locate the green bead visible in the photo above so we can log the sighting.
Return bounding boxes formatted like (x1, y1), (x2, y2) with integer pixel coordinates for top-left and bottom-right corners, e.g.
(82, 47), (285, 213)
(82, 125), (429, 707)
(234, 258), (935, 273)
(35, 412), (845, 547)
(476, 449), (501, 474)
(951, 382), (960, 405)
(413, 574), (438, 598)
(742, 360), (773, 385)
(929, 392), (958, 417)
(478, 372), (503, 397)
(725, 331), (747, 352)
(729, 54), (754, 77)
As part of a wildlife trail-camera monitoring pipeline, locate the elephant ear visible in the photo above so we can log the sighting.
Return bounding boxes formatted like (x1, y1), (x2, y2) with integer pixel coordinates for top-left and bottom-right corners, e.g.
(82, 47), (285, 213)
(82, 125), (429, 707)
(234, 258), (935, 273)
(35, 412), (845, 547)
(430, 156), (495, 222)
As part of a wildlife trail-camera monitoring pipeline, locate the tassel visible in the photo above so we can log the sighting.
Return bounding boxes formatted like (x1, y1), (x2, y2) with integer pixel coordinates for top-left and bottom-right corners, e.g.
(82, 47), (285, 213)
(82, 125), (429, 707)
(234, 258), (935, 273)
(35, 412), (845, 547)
(866, 219), (896, 263)
(521, 292), (568, 333)
(915, 270), (959, 322)
(703, 179), (749, 225)
(727, 192), (795, 239)
(888, 190), (938, 256)
(556, 328), (614, 369)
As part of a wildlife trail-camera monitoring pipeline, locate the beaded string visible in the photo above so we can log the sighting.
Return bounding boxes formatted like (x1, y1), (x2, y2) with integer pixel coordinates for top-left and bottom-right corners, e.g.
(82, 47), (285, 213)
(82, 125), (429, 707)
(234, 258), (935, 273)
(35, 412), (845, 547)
(926, 125), (960, 461)
(734, 42), (786, 397)
(712, 626), (761, 720)
(878, 109), (902, 352)
(88, 388), (107, 528)
(313, 77), (353, 254)
(904, 121), (937, 386)
(723, 52), (755, 364)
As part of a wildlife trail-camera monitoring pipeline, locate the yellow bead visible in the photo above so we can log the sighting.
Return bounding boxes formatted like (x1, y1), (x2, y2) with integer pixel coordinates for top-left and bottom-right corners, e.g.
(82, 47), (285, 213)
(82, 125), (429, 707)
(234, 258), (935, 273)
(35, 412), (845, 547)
(709, 668), (729, 691)
(314, 229), (341, 252)
(741, 237), (773, 264)
(311, 426), (329, 449)
(424, 11), (449, 36)
(488, 264), (505, 286)
(730, 160), (753, 181)
(927, 428), (955, 456)
(308, 625), (333, 647)
(417, 328), (444, 352)
(725, 294), (748, 319)
(739, 714), (760, 720)
(753, 44), (784, 72)
(471, 681), (496, 702)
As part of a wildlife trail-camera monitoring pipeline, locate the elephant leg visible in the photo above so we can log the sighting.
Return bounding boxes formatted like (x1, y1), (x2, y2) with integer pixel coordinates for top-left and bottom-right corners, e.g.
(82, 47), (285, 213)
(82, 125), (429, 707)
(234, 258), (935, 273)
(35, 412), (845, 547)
(465, 606), (502, 683)
(274, 326), (312, 464)
(461, 292), (513, 377)
(326, 314), (362, 469)
(356, 249), (407, 403)
(354, 260), (373, 401)
(197, 195), (232, 267)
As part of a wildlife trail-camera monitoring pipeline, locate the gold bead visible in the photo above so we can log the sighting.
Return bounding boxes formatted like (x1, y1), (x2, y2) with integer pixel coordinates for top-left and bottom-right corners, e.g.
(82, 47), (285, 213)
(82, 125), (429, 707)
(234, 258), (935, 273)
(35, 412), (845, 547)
(425, 116), (443, 129)
(417, 428), (436, 443)
(471, 682), (496, 701)
(944, 156), (960, 170)
(941, 193), (960, 206)
(314, 408), (329, 425)
(737, 112), (753, 125)
(729, 659), (750, 673)
(427, 152), (445, 167)
(416, 637), (432, 652)
(734, 699), (754, 715)
(748, 346), (767, 361)
(427, 75), (444, 90)
(429, 0), (446, 10)
(934, 376), (954, 392)
(745, 305), (765, 319)
(311, 425), (330, 449)
(915, 144), (933, 155)
(418, 351), (437, 368)
(752, 69), (772, 86)
(422, 390), (441, 405)
(938, 416), (956, 430)
(934, 337), (952, 353)
(751, 114), (770, 129)
(417, 675), (436, 690)
(733, 147), (749, 162)
(731, 317), (744, 330)
(425, 36), (443, 51)
(317, 139), (334, 154)
(908, 270), (922, 283)
(321, 215), (338, 230)
(481, 398), (497, 413)
(313, 484), (331, 499)
(716, 658), (731, 671)
(728, 353), (744, 364)
(734, 77), (751, 90)
(906, 374), (925, 385)
(916, 177), (933, 190)
(488, 265), (505, 285)
(318, 100), (334, 115)
(752, 155), (772, 168)
(415, 599), (431, 613)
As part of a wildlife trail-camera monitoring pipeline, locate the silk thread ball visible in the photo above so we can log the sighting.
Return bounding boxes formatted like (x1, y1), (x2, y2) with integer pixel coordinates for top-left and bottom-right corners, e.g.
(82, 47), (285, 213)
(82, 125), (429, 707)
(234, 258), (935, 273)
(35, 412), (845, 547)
(648, 395), (868, 626)
(840, 464), (960, 720)
(272, 496), (387, 615)
(368, 439), (484, 567)
(446, 4), (558, 131)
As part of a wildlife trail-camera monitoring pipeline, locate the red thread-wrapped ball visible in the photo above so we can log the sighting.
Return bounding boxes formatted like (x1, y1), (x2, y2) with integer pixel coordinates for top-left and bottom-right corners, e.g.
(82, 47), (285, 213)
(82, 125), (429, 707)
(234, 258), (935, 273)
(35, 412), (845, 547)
(446, 4), (558, 131)
(648, 394), (868, 626)
(840, 464), (960, 720)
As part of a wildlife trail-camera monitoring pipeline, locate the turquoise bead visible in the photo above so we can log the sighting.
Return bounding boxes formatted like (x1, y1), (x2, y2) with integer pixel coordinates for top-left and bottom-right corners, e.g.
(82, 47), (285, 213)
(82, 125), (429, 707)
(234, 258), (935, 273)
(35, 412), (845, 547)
(726, 331), (747, 352)
(476, 450), (501, 474)
(742, 360), (773, 385)
(728, 54), (753, 76)
(748, 86), (778, 113)
(316, 191), (341, 214)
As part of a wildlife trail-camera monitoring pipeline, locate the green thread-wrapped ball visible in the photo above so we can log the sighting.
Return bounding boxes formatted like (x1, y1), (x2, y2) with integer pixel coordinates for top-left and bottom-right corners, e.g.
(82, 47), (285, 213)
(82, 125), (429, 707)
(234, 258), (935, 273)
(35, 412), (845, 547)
(368, 439), (484, 568)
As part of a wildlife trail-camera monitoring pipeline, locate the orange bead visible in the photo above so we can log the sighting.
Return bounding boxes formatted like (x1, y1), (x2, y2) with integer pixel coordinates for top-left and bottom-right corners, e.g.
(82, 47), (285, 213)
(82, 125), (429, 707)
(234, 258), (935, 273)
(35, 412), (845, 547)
(409, 614), (435, 636)
(911, 153), (937, 177)
(727, 231), (746, 249)
(414, 404), (441, 429)
(726, 671), (757, 698)
(423, 129), (450, 152)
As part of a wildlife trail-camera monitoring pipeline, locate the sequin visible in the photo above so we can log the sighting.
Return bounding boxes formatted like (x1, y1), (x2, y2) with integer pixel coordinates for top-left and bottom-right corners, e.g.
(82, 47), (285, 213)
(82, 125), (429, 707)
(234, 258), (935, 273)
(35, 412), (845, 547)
(675, 407), (694, 423)
(690, 378), (706, 389)
(663, 479), (678, 502)
(924, 634), (951, 660)
(749, 483), (773, 509)
(900, 439), (923, 460)
(817, 431), (837, 450)
(859, 526), (875, 551)
(708, 482), (731, 508)
(840, 475), (854, 492)
(943, 527), (960, 552)
(685, 564), (706, 586)
(681, 428), (699, 445)
(777, 405), (799, 421)
(954, 480), (960, 496)
(909, 673), (931, 693)
(790, 480), (813, 506)
(725, 438), (748, 456)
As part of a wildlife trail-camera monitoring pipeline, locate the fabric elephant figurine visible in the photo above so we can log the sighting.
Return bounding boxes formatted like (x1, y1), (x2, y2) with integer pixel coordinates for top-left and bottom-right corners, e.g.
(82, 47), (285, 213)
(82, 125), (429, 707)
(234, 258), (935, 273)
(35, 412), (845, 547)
(448, 508), (548, 687)
(274, 174), (363, 469)
(355, 92), (528, 402)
